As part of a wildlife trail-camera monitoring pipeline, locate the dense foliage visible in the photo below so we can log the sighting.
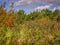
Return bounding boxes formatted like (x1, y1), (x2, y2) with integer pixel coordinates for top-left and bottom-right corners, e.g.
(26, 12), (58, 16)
(0, 3), (60, 45)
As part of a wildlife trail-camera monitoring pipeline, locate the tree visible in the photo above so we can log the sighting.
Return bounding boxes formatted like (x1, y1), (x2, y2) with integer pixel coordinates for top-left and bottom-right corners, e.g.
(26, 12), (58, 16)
(4, 2), (17, 27)
(16, 10), (26, 24)
(41, 9), (52, 18)
(53, 9), (60, 22)
(9, 2), (14, 14)
(27, 11), (42, 20)
(0, 4), (6, 23)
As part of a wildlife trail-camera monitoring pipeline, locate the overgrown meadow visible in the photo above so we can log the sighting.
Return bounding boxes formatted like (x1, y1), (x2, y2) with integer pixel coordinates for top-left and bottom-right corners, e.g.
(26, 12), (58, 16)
(0, 3), (60, 45)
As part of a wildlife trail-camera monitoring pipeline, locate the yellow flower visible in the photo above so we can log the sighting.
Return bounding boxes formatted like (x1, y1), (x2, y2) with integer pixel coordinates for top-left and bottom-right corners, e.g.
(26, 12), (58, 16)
(6, 30), (12, 38)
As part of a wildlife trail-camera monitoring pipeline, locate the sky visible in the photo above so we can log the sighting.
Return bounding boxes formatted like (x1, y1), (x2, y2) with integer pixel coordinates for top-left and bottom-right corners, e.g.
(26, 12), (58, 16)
(0, 0), (60, 13)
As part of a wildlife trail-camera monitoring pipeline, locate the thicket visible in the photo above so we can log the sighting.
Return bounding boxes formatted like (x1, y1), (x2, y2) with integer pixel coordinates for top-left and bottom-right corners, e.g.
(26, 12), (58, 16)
(0, 2), (60, 45)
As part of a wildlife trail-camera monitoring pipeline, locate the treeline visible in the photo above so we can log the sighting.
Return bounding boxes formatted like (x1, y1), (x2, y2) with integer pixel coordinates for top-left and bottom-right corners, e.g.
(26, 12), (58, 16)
(0, 2), (60, 27)
(0, 2), (60, 45)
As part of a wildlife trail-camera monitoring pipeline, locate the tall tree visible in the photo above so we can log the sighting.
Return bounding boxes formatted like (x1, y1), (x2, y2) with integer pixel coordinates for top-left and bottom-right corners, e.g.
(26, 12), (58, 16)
(16, 10), (26, 24)
(41, 9), (52, 17)
(52, 9), (60, 21)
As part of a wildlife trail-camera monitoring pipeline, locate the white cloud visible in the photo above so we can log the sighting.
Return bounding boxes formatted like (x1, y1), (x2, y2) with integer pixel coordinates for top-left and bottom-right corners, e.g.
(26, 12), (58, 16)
(15, 0), (33, 6)
(34, 4), (52, 10)
(53, 6), (60, 11)
(53, 7), (56, 11)
(15, 0), (59, 6)
(57, 6), (60, 10)
(35, 0), (58, 3)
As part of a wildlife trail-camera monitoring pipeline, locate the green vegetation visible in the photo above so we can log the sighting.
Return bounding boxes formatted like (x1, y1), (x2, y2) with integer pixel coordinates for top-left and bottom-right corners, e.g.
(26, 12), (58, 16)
(0, 2), (60, 45)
